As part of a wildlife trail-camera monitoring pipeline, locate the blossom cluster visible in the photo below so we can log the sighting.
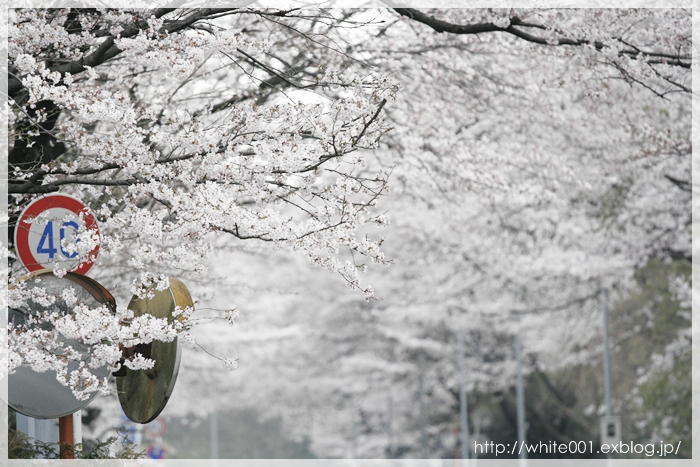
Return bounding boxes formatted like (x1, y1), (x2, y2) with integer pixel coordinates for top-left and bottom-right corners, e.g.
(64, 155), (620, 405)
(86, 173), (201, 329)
(8, 275), (179, 400)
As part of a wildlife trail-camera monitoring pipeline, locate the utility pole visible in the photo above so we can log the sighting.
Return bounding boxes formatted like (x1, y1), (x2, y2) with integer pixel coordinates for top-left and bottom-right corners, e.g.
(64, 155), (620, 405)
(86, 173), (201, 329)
(474, 416), (481, 463)
(350, 395), (358, 459)
(515, 328), (527, 466)
(602, 288), (613, 419)
(602, 287), (615, 466)
(387, 391), (394, 458)
(418, 355), (427, 457)
(210, 409), (219, 466)
(458, 332), (470, 461)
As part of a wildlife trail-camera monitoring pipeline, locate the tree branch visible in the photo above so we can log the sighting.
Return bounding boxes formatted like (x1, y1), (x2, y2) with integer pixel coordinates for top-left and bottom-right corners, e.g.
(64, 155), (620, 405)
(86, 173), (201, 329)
(353, 98), (387, 146)
(393, 9), (691, 69)
(664, 174), (691, 192)
(8, 8), (243, 98)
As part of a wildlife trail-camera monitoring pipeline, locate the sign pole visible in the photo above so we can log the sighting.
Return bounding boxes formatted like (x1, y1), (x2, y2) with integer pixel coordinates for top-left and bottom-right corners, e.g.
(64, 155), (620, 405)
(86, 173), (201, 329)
(73, 411), (83, 454)
(58, 415), (74, 459)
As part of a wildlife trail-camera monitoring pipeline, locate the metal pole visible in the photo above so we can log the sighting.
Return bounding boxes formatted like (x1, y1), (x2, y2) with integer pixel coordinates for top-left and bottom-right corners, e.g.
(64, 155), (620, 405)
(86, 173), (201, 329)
(387, 392), (394, 458)
(58, 415), (74, 459)
(418, 356), (427, 457)
(210, 410), (219, 464)
(73, 411), (83, 454)
(307, 401), (314, 449)
(602, 288), (612, 417)
(351, 396), (358, 459)
(602, 288), (613, 464)
(474, 416), (481, 462)
(459, 333), (470, 460)
(515, 330), (527, 464)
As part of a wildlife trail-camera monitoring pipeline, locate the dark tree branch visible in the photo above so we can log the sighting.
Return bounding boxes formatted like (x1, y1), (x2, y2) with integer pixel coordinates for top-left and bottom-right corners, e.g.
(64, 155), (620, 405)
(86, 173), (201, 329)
(7, 182), (60, 194)
(664, 174), (691, 192)
(354, 98), (387, 145)
(220, 225), (275, 242)
(394, 8), (505, 35)
(9, 177), (139, 193)
(236, 48), (316, 90)
(8, 8), (243, 98)
(662, 247), (692, 262)
(393, 9), (691, 69)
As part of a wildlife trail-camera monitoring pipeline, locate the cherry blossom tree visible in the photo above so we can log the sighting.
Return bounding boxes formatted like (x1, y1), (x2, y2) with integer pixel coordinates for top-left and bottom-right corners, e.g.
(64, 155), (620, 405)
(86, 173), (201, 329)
(7, 7), (396, 400)
(157, 7), (691, 458)
(4, 6), (692, 458)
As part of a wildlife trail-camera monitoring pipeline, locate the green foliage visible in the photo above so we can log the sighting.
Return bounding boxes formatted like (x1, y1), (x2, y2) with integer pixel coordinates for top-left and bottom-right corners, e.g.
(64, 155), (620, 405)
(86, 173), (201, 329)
(609, 258), (691, 456)
(78, 432), (146, 459)
(466, 258), (691, 459)
(590, 177), (634, 225)
(467, 365), (603, 459)
(637, 351), (691, 457)
(8, 428), (145, 459)
(9, 429), (59, 459)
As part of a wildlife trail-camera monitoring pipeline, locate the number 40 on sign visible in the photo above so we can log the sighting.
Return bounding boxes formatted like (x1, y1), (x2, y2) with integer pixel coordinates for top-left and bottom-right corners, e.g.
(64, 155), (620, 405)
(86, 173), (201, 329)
(14, 194), (100, 275)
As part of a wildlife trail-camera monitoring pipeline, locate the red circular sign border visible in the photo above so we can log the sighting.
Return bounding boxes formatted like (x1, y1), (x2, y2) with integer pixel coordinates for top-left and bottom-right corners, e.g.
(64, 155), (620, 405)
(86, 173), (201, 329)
(15, 194), (100, 275)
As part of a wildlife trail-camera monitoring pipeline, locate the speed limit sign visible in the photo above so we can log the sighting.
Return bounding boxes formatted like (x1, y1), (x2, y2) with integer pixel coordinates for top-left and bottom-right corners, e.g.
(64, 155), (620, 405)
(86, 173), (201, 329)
(14, 194), (100, 274)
